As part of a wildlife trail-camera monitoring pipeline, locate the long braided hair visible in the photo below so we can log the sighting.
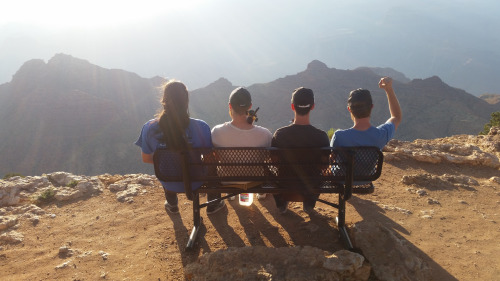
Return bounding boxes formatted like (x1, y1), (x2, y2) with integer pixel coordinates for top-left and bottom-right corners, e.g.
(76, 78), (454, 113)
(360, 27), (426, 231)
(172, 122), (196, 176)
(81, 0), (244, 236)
(157, 81), (190, 149)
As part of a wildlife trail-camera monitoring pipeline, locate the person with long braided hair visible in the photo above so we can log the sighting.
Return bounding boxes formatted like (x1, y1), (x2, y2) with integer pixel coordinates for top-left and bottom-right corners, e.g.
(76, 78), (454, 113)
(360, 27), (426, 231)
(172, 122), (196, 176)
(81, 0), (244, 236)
(135, 80), (225, 214)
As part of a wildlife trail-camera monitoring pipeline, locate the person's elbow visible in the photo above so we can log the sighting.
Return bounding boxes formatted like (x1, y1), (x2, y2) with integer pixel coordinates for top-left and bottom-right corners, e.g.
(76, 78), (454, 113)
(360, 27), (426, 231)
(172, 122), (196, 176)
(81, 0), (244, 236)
(141, 152), (154, 164)
(389, 115), (402, 130)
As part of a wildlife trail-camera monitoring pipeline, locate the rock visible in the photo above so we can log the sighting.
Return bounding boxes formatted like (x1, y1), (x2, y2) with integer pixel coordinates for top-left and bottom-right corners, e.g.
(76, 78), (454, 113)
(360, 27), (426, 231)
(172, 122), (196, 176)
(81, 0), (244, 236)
(99, 251), (109, 260)
(402, 174), (479, 190)
(116, 185), (140, 202)
(52, 175), (103, 201)
(411, 151), (441, 163)
(109, 183), (127, 192)
(380, 204), (412, 215)
(1, 173), (103, 207)
(417, 189), (427, 196)
(0, 182), (20, 206)
(15, 204), (46, 216)
(109, 175), (157, 202)
(352, 221), (431, 281)
(489, 177), (500, 184)
(489, 126), (499, 135)
(0, 215), (18, 231)
(59, 245), (74, 258)
(427, 198), (440, 205)
(55, 260), (72, 269)
(29, 215), (40, 225)
(420, 210), (434, 219)
(0, 230), (24, 244)
(185, 246), (370, 281)
(384, 136), (500, 168)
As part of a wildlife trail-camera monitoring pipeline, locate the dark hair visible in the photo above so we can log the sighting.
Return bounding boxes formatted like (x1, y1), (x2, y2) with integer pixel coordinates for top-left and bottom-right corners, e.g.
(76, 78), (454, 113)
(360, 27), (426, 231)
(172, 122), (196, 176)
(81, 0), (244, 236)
(348, 88), (372, 118)
(157, 81), (190, 149)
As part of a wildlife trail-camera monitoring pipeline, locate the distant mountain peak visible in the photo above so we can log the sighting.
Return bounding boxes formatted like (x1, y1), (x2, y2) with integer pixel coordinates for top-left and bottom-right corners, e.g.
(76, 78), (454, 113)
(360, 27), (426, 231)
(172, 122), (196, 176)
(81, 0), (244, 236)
(206, 77), (233, 88)
(47, 53), (92, 68)
(11, 59), (47, 84)
(306, 60), (329, 71)
(356, 67), (411, 83)
(425, 75), (443, 83)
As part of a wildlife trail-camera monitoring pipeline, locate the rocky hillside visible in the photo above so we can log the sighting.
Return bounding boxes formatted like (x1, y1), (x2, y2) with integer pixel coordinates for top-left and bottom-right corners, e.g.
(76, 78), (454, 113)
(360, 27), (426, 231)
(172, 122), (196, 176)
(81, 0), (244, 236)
(480, 93), (500, 105)
(191, 60), (499, 140)
(1, 129), (499, 280)
(0, 54), (164, 177)
(1, 54), (498, 177)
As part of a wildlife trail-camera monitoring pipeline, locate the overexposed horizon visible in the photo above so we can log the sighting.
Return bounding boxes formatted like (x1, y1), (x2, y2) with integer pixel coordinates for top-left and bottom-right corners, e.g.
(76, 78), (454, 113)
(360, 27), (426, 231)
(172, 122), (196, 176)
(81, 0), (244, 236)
(1, 0), (499, 94)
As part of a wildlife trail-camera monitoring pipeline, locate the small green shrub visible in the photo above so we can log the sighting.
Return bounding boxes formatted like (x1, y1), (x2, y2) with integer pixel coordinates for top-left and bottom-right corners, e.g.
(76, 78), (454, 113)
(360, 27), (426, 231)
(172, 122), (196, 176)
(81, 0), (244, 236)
(35, 188), (56, 204)
(327, 128), (338, 140)
(3, 173), (25, 180)
(479, 112), (500, 135)
(67, 180), (79, 188)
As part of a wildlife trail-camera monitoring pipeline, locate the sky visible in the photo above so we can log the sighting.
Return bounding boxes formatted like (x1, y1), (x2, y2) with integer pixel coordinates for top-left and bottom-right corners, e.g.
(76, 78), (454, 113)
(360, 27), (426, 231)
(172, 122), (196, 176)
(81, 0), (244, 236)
(1, 0), (500, 95)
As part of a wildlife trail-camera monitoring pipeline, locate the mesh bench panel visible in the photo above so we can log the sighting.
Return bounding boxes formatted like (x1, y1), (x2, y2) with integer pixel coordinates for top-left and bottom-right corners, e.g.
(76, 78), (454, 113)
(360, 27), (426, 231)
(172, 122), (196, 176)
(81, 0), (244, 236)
(153, 147), (382, 184)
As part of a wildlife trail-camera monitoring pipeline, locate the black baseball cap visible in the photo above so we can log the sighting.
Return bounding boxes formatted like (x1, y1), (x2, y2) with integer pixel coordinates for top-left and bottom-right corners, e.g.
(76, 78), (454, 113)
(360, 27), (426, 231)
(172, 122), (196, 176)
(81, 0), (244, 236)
(348, 88), (372, 108)
(229, 87), (251, 108)
(291, 87), (314, 108)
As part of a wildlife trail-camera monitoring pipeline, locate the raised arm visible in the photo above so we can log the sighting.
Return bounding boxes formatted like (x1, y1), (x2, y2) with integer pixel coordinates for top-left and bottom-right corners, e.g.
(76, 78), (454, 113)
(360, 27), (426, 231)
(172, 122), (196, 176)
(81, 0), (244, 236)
(378, 77), (402, 130)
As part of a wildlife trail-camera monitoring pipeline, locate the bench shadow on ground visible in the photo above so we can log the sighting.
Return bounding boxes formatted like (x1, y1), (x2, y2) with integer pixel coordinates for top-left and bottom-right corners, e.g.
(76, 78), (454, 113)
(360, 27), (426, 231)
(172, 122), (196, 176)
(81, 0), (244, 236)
(201, 195), (344, 252)
(260, 195), (345, 251)
(219, 198), (289, 247)
(165, 210), (208, 267)
(350, 196), (459, 281)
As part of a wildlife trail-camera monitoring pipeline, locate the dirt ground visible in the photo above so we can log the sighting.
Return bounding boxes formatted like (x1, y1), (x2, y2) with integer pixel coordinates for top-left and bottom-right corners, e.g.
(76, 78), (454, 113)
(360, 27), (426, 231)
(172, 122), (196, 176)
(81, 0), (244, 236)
(1, 157), (499, 281)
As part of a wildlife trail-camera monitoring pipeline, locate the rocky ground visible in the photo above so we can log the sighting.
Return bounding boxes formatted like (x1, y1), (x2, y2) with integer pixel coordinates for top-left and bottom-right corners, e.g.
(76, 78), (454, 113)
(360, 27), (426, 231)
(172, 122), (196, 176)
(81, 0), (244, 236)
(1, 131), (499, 280)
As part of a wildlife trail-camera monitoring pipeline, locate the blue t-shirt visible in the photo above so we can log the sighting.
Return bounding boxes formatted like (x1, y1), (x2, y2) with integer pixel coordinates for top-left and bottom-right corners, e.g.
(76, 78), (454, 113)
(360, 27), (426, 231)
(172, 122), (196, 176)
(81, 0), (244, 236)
(135, 118), (212, 192)
(331, 121), (394, 185)
(331, 121), (395, 149)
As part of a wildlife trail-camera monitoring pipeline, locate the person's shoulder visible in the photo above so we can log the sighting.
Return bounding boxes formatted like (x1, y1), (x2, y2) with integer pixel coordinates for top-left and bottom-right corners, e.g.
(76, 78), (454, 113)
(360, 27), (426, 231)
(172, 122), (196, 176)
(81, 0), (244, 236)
(308, 125), (328, 136)
(254, 125), (272, 135)
(333, 128), (350, 135)
(211, 122), (231, 133)
(189, 118), (212, 136)
(332, 128), (352, 143)
(313, 125), (327, 134)
(190, 118), (210, 128)
(377, 121), (395, 130)
(142, 118), (159, 130)
(273, 124), (293, 135)
(144, 118), (158, 125)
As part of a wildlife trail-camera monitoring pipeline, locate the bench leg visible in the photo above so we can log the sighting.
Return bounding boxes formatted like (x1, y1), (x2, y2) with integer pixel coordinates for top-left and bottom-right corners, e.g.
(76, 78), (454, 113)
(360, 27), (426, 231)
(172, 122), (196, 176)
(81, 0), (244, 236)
(186, 192), (201, 250)
(336, 193), (354, 250)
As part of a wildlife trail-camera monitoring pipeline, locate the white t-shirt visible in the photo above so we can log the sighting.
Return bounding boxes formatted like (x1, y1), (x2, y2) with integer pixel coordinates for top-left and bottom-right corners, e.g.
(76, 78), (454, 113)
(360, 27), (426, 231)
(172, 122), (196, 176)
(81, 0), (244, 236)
(211, 122), (272, 184)
(211, 122), (272, 147)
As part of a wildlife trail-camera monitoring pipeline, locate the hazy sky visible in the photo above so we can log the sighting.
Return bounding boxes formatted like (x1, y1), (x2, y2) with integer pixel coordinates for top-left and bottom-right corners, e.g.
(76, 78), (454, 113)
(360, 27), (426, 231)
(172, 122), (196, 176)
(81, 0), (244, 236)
(1, 0), (499, 94)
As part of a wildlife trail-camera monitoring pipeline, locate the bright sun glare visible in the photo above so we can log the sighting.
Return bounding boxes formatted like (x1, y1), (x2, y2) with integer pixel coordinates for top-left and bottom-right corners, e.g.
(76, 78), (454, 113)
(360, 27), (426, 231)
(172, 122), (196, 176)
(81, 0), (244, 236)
(1, 0), (196, 29)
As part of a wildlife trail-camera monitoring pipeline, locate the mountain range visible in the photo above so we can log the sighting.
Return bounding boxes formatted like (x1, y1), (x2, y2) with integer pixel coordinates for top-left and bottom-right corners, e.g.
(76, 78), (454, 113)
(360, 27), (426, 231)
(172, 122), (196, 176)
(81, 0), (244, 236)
(0, 54), (498, 177)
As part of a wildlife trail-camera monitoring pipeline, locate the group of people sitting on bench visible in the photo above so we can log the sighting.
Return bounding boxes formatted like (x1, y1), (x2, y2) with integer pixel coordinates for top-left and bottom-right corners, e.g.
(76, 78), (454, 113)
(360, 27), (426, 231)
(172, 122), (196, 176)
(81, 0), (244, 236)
(135, 76), (402, 216)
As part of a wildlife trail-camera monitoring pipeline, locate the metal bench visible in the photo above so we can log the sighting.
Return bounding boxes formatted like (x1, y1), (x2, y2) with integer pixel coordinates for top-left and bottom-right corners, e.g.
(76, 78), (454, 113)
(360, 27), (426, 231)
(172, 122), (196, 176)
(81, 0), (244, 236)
(153, 146), (383, 250)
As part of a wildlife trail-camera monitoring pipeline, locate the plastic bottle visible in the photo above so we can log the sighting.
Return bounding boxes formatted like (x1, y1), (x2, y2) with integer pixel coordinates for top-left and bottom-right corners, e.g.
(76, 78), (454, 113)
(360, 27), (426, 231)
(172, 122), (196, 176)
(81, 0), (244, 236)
(239, 193), (253, 206)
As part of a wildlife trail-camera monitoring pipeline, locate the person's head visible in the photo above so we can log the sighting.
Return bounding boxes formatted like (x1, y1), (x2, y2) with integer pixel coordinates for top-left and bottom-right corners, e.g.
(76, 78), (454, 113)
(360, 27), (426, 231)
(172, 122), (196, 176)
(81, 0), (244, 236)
(158, 80), (190, 148)
(347, 88), (373, 119)
(291, 87), (314, 116)
(229, 87), (252, 116)
(161, 80), (189, 112)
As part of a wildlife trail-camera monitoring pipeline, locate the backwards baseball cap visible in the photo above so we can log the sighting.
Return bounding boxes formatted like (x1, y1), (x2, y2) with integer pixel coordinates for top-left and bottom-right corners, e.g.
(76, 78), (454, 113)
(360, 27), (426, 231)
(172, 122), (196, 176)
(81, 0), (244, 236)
(229, 87), (251, 108)
(348, 88), (372, 108)
(291, 87), (314, 108)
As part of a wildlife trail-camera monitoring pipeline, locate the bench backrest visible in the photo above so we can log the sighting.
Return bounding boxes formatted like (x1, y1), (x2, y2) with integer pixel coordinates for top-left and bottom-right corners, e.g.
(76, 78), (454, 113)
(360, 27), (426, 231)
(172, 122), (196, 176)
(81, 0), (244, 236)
(154, 146), (383, 188)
